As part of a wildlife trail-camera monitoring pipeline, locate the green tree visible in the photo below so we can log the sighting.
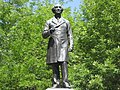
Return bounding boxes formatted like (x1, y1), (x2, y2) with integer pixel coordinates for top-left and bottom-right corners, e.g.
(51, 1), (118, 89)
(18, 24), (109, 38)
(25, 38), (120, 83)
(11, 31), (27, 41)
(0, 0), (73, 89)
(70, 0), (120, 90)
(0, 0), (120, 89)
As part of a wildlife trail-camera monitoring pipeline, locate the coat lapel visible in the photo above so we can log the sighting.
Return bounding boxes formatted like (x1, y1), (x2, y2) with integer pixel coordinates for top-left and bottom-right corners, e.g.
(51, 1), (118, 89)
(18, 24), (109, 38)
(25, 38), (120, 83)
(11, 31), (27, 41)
(52, 17), (57, 25)
(52, 17), (65, 26)
(59, 17), (65, 24)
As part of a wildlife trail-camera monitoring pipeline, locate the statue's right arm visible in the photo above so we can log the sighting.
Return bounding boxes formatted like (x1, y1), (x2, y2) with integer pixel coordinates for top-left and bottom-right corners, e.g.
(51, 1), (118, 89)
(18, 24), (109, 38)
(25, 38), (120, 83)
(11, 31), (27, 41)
(42, 21), (50, 39)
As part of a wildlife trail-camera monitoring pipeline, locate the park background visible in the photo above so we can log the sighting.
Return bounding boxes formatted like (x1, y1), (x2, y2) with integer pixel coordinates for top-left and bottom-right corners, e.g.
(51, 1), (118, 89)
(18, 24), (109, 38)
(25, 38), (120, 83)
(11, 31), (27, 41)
(0, 0), (120, 90)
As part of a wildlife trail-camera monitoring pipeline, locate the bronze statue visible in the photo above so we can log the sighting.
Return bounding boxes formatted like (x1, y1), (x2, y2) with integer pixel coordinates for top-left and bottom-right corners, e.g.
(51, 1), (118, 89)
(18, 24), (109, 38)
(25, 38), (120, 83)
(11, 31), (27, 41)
(42, 4), (73, 88)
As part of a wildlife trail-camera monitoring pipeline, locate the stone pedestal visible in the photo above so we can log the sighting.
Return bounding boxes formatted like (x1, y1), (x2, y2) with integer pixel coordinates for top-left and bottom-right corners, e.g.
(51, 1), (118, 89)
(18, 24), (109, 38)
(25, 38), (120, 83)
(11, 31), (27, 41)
(46, 88), (74, 90)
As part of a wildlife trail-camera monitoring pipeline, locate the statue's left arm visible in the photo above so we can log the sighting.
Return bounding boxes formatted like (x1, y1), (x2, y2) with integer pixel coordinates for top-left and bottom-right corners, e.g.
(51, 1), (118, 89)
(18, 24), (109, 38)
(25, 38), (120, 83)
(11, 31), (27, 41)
(67, 21), (74, 52)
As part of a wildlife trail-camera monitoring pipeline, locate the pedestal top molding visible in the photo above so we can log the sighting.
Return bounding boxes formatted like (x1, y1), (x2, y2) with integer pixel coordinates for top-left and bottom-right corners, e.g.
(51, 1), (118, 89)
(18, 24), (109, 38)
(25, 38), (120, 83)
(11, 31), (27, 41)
(46, 88), (74, 90)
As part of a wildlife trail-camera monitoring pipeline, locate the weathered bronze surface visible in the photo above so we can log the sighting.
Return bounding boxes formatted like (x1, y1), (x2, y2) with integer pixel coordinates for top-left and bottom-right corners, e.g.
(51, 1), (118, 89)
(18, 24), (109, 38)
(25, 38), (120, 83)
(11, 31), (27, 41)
(42, 4), (73, 88)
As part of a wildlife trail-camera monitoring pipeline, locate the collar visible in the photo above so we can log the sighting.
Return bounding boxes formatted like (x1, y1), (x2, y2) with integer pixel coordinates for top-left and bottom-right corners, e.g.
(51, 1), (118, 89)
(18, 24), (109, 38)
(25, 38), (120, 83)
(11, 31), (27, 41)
(52, 17), (65, 25)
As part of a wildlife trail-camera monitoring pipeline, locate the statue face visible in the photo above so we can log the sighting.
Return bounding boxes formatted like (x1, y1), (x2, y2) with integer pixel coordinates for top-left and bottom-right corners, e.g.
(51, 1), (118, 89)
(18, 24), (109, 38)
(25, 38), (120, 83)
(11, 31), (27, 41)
(52, 4), (63, 14)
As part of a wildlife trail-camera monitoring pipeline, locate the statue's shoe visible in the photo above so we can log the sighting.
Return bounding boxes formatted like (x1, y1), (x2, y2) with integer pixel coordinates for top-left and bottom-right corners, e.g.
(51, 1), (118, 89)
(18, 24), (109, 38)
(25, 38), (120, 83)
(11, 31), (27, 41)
(52, 84), (60, 88)
(63, 82), (71, 88)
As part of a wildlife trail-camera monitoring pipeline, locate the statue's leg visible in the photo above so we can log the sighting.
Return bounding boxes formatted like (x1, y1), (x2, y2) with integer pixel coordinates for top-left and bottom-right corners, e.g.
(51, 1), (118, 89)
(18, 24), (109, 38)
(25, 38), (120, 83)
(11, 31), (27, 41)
(61, 61), (71, 88)
(51, 63), (60, 88)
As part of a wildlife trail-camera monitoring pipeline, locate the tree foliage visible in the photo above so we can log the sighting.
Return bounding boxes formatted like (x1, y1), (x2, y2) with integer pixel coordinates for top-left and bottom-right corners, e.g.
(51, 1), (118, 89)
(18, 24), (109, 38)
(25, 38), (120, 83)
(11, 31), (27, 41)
(0, 0), (120, 90)
(70, 0), (120, 90)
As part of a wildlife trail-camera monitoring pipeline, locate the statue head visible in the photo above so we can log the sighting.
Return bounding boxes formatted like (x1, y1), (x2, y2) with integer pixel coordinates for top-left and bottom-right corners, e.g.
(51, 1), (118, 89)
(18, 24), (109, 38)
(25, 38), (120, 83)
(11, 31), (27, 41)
(52, 4), (63, 14)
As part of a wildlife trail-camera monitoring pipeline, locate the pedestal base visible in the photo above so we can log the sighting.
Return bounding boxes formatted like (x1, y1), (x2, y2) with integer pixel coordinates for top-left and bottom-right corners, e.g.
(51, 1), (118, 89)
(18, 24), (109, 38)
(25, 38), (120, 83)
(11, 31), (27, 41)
(46, 88), (74, 90)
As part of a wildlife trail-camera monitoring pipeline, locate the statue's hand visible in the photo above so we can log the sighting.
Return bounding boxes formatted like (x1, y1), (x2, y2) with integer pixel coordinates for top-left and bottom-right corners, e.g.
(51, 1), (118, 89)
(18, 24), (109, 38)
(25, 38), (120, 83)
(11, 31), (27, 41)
(68, 47), (73, 52)
(50, 27), (55, 34)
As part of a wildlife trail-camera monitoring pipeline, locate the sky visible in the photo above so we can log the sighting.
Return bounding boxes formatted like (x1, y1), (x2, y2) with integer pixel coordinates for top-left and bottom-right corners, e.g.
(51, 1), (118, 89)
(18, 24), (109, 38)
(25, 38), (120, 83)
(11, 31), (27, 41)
(29, 0), (83, 13)
(40, 0), (83, 12)
(63, 0), (82, 11)
(52, 0), (83, 13)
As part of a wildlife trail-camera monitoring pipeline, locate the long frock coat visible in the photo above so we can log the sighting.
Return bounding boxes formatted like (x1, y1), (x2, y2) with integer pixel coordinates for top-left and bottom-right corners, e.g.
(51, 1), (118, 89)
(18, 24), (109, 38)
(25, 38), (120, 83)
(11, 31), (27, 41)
(42, 17), (73, 64)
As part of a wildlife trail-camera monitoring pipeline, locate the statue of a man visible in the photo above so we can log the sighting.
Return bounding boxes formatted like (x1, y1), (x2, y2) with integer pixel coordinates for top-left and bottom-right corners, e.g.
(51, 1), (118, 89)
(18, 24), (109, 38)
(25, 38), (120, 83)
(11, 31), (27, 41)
(42, 4), (73, 88)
